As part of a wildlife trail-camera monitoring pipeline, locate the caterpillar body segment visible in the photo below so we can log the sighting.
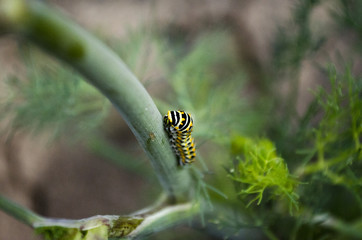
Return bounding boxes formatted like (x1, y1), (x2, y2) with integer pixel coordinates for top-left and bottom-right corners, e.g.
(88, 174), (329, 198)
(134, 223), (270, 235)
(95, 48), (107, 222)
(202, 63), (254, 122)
(163, 110), (196, 166)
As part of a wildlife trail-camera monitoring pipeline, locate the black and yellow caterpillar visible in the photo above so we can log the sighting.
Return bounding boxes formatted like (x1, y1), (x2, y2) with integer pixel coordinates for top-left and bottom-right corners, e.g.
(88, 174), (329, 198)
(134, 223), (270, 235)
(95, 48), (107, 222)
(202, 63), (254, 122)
(163, 110), (196, 166)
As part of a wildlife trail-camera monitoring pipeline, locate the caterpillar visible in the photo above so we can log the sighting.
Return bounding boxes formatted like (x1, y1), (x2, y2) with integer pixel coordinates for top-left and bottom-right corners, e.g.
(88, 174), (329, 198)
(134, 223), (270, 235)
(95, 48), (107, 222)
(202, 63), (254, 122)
(163, 110), (196, 166)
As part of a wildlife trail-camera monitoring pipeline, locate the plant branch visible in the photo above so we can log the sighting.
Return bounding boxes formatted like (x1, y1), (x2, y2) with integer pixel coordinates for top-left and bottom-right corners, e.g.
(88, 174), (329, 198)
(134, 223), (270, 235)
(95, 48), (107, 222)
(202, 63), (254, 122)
(0, 194), (199, 239)
(0, 194), (43, 227)
(0, 0), (191, 201)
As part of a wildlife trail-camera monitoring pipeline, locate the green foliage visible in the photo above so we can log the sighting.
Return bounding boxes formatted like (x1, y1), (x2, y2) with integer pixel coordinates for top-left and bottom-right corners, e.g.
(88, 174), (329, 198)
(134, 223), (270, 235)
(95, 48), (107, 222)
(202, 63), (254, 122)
(230, 136), (299, 213)
(35, 217), (144, 240)
(296, 65), (362, 224)
(301, 65), (361, 170)
(157, 2), (362, 237)
(272, 0), (321, 71)
(109, 217), (143, 238)
(111, 27), (168, 86)
(35, 227), (81, 240)
(268, 0), (325, 160)
(1, 0), (362, 239)
(304, 65), (361, 172)
(337, 0), (362, 43)
(0, 48), (109, 138)
(165, 31), (264, 140)
(35, 225), (108, 240)
(159, 30), (266, 206)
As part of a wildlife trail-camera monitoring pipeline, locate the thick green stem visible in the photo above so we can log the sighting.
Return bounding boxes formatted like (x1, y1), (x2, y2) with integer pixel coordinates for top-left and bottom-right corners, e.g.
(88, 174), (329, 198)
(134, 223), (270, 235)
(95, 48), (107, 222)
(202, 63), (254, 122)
(0, 193), (199, 239)
(0, 0), (191, 201)
(128, 202), (199, 238)
(0, 195), (43, 226)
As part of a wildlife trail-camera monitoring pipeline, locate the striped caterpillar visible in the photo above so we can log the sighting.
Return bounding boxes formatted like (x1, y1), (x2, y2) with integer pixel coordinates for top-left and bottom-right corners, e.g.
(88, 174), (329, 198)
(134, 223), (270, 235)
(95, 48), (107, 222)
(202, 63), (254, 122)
(163, 110), (196, 166)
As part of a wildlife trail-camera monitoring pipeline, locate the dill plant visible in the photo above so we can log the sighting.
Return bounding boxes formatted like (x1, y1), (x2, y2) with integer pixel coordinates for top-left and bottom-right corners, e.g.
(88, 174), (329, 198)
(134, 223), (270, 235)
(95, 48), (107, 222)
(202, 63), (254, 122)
(0, 0), (194, 239)
(0, 0), (362, 239)
(156, 3), (362, 238)
(0, 48), (109, 138)
(300, 65), (361, 177)
(230, 136), (299, 213)
(163, 31), (264, 140)
(297, 65), (362, 223)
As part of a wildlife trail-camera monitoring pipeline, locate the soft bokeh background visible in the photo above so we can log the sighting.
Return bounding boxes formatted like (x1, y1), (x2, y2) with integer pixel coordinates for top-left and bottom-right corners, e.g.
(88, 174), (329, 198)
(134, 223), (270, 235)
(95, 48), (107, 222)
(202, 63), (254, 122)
(0, 0), (361, 239)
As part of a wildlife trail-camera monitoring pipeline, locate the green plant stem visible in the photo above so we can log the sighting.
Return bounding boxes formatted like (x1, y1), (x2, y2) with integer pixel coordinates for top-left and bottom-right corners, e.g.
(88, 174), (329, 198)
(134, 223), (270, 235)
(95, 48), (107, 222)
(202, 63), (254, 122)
(262, 227), (279, 240)
(298, 148), (355, 176)
(128, 202), (200, 238)
(0, 195), (43, 227)
(0, 0), (191, 201)
(311, 213), (362, 239)
(0, 193), (198, 239)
